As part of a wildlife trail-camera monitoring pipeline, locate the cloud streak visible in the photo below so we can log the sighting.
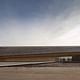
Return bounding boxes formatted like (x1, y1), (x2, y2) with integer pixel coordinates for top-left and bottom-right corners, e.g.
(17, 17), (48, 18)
(0, 0), (80, 46)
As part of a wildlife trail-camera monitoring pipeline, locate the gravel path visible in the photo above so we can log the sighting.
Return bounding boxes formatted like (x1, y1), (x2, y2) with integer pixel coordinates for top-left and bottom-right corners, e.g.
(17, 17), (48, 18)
(0, 67), (80, 80)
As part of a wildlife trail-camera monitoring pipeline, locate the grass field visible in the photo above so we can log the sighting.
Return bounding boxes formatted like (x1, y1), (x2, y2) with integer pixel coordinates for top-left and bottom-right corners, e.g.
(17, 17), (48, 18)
(0, 67), (80, 80)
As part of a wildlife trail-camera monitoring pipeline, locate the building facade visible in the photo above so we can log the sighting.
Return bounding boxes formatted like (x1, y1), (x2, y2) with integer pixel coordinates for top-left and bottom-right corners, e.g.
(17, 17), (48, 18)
(0, 47), (80, 62)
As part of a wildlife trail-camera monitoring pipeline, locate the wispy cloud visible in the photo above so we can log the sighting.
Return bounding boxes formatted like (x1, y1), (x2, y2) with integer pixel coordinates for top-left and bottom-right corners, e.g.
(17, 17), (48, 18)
(0, 0), (80, 46)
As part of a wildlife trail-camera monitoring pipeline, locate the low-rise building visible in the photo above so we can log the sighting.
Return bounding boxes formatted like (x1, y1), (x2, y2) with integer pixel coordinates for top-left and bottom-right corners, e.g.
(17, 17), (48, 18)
(0, 46), (80, 62)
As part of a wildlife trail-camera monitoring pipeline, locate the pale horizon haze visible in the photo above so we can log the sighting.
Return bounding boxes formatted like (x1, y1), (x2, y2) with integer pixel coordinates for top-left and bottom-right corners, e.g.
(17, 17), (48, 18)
(0, 0), (80, 46)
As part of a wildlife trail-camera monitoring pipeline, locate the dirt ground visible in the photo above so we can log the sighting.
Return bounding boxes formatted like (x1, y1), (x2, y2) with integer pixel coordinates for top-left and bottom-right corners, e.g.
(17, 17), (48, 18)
(0, 67), (80, 80)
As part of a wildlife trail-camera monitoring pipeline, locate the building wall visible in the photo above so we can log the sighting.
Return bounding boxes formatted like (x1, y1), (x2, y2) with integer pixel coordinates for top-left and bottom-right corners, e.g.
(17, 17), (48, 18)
(72, 56), (80, 62)
(0, 55), (56, 62)
(0, 53), (80, 62)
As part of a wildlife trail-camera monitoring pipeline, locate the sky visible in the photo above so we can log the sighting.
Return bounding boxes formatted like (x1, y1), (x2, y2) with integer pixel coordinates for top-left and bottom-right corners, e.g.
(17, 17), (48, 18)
(0, 0), (80, 46)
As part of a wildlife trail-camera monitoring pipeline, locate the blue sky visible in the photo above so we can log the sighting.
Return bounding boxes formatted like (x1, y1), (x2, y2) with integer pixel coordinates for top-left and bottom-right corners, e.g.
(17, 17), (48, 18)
(0, 0), (80, 46)
(0, 0), (73, 21)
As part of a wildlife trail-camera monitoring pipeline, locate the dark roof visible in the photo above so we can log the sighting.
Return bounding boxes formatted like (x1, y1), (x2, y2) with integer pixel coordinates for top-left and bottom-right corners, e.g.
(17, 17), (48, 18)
(0, 46), (80, 56)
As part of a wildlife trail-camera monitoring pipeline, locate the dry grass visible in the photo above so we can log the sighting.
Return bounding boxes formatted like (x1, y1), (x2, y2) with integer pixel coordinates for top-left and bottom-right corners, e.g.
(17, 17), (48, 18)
(0, 67), (80, 80)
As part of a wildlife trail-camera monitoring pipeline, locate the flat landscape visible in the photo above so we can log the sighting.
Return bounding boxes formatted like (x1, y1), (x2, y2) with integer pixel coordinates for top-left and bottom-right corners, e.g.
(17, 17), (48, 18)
(0, 67), (80, 80)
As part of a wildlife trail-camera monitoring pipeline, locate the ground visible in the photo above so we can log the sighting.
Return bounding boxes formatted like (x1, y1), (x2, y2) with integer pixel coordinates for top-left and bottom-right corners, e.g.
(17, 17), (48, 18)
(0, 67), (80, 80)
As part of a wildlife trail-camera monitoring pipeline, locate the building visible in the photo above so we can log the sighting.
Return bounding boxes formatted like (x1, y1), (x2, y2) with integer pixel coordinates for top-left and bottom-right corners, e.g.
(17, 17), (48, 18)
(0, 46), (80, 62)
